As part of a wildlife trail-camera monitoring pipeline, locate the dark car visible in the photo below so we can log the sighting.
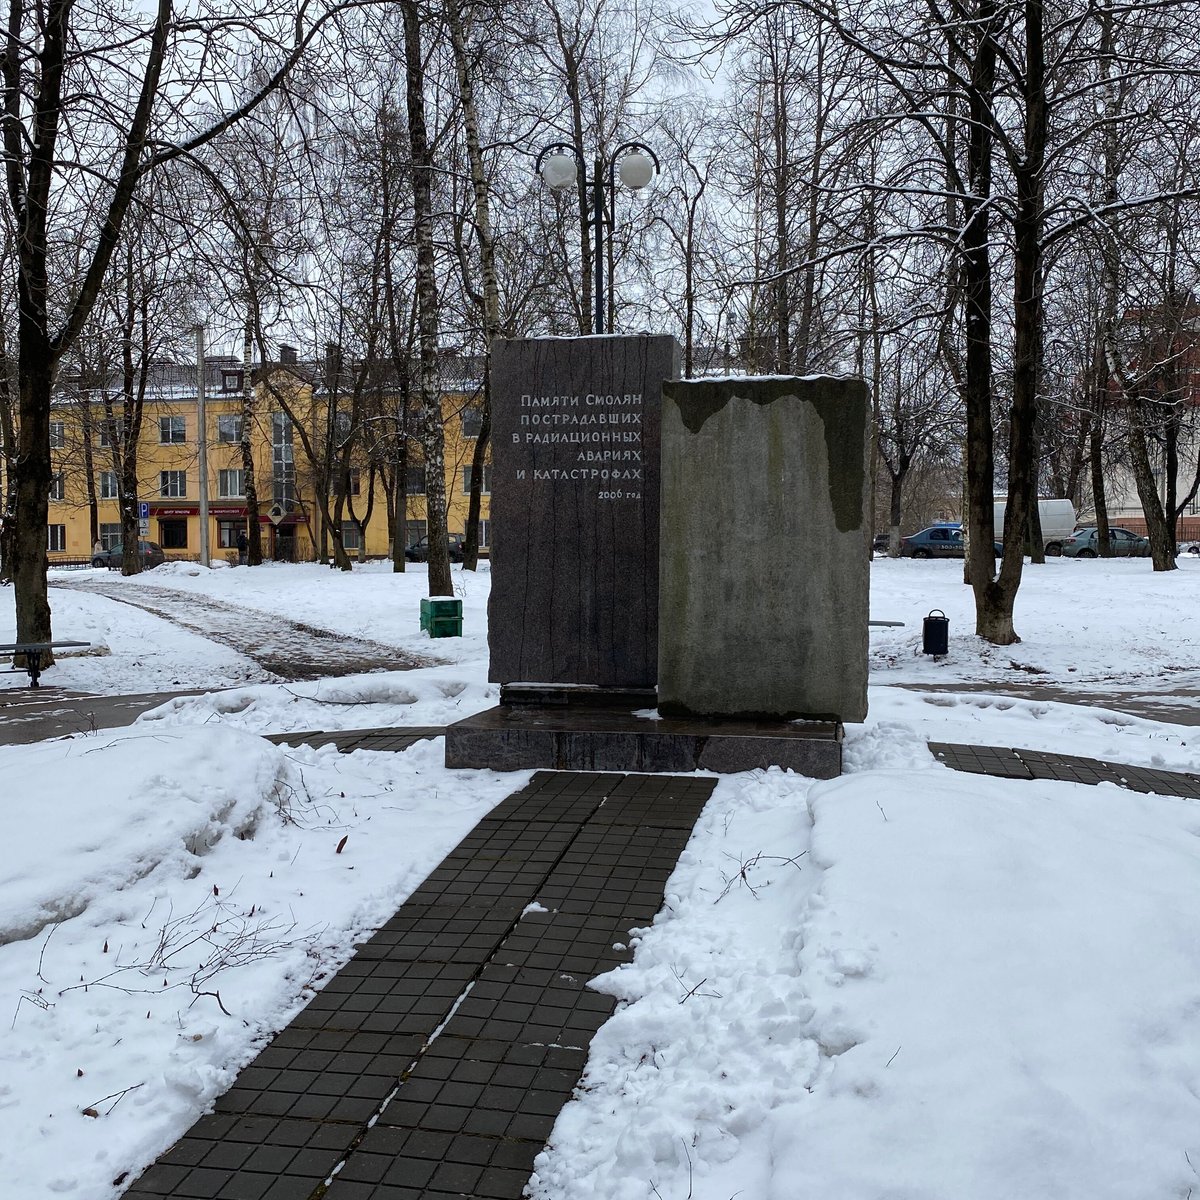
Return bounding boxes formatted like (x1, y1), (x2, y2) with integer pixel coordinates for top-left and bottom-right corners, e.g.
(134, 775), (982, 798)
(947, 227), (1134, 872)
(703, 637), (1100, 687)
(899, 524), (965, 558)
(899, 523), (1004, 559)
(872, 532), (892, 553)
(405, 533), (466, 563)
(91, 540), (165, 569)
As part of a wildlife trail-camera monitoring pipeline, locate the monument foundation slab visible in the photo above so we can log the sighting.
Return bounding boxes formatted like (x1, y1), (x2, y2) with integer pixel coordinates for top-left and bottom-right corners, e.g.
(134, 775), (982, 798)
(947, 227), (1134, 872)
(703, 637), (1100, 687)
(444, 705), (843, 777)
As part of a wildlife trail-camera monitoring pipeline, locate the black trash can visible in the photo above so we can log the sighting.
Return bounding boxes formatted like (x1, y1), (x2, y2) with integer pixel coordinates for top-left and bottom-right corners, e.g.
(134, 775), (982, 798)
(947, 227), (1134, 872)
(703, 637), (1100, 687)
(923, 609), (949, 656)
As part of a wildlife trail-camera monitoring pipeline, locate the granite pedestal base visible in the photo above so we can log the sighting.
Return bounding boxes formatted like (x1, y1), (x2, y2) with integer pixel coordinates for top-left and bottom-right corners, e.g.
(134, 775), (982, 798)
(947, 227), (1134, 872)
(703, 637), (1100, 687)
(445, 704), (843, 777)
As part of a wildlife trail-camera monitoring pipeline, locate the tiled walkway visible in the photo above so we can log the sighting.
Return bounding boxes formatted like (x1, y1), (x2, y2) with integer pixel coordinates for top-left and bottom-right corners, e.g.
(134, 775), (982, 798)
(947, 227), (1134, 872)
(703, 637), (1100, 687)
(265, 728), (445, 754)
(930, 742), (1200, 799)
(124, 770), (716, 1200)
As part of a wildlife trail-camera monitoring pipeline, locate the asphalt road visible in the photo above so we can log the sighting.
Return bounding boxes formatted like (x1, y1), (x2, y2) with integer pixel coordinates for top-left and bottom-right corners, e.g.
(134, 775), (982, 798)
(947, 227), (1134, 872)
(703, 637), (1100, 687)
(0, 686), (204, 746)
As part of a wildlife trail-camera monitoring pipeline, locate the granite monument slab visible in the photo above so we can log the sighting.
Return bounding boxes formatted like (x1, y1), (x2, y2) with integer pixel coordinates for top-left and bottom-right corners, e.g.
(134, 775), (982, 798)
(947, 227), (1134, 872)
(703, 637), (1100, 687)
(488, 335), (680, 688)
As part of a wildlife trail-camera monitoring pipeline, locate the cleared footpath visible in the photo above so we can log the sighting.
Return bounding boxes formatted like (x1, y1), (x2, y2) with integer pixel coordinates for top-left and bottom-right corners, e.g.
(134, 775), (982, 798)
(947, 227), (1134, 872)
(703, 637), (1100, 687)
(122, 769), (716, 1200)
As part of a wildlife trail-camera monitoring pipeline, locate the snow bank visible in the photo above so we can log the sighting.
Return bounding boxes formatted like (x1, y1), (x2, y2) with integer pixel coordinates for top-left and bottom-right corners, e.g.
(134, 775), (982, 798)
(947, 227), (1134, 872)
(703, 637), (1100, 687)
(0, 728), (280, 944)
(527, 769), (817, 1200)
(135, 664), (499, 734)
(766, 771), (1200, 1199)
(0, 728), (527, 1197)
(530, 756), (1200, 1200)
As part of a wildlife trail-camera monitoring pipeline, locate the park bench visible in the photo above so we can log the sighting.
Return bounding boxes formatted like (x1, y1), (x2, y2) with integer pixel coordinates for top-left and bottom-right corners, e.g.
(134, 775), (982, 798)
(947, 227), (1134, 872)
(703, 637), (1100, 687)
(0, 640), (90, 688)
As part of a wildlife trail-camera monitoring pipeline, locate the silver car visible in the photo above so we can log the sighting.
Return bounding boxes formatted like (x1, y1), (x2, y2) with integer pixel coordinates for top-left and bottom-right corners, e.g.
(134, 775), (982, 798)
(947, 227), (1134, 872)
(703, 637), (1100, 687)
(1061, 527), (1150, 558)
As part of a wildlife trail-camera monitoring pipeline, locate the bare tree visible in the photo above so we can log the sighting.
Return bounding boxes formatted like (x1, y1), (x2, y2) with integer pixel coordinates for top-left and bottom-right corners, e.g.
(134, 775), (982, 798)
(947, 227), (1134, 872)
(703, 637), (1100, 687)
(400, 0), (454, 596)
(2, 0), (383, 652)
(712, 0), (1200, 639)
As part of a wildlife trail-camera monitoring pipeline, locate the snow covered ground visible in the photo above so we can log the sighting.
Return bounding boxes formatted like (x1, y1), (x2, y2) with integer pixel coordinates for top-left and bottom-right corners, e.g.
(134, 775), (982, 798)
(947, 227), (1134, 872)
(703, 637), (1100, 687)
(2, 555), (1200, 1198)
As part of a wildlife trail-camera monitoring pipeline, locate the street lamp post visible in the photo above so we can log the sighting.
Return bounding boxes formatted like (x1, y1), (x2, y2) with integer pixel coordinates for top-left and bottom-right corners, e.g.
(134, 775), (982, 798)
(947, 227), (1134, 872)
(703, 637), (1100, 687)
(536, 141), (660, 335)
(195, 324), (211, 568)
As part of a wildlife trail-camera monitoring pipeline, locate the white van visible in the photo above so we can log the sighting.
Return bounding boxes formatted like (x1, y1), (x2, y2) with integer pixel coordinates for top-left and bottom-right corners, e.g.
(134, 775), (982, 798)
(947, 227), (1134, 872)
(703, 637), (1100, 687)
(993, 497), (1076, 555)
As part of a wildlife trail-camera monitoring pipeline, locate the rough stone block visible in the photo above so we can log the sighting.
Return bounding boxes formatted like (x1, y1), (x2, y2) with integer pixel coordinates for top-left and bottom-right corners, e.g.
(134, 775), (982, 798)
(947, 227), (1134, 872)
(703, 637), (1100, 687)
(658, 375), (870, 722)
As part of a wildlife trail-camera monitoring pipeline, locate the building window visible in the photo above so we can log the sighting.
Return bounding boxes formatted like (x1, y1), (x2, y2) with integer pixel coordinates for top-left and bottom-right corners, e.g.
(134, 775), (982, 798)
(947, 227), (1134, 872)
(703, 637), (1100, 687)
(159, 519), (188, 549)
(272, 412), (295, 504)
(217, 414), (244, 443)
(217, 520), (244, 549)
(160, 470), (187, 498)
(218, 469), (245, 498)
(49, 473), (65, 502)
(221, 370), (244, 394)
(405, 519), (427, 547)
(99, 419), (124, 448)
(47, 525), (67, 552)
(405, 464), (426, 495)
(333, 468), (360, 497)
(478, 518), (490, 549)
(461, 407), (483, 438)
(99, 522), (122, 550)
(463, 465), (491, 495)
(99, 470), (119, 499)
(50, 421), (65, 448)
(159, 415), (186, 444)
(341, 521), (361, 551)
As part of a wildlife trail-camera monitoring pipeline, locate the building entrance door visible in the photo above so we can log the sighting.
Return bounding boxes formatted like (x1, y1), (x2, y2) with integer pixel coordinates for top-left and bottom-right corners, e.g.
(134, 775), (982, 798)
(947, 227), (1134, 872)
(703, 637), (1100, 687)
(273, 526), (296, 562)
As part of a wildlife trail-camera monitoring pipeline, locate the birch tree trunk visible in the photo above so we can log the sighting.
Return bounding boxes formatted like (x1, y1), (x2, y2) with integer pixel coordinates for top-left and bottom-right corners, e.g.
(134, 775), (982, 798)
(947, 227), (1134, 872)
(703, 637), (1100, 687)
(445, 0), (499, 572)
(402, 0), (452, 597)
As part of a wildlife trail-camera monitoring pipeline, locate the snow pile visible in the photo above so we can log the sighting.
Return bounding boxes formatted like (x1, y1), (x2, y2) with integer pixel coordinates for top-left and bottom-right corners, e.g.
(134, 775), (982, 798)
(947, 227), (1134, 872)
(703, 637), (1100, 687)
(136, 663), (499, 733)
(0, 729), (281, 944)
(0, 728), (526, 1196)
(768, 771), (1200, 1199)
(531, 749), (1200, 1200)
(527, 769), (817, 1200)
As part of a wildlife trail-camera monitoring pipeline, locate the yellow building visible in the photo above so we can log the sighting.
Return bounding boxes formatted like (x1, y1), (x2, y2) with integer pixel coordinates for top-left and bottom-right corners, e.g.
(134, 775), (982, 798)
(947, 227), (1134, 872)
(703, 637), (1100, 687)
(44, 358), (490, 564)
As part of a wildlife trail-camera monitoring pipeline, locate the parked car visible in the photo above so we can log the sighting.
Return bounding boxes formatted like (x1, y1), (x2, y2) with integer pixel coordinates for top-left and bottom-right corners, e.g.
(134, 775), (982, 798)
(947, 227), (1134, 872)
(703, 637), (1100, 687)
(405, 533), (466, 563)
(1061, 526), (1150, 558)
(899, 523), (1005, 559)
(899, 524), (965, 558)
(91, 540), (165, 569)
(872, 532), (892, 553)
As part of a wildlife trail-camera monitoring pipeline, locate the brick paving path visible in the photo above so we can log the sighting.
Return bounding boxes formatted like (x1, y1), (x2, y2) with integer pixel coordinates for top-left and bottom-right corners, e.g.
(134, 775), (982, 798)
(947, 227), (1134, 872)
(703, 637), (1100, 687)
(123, 769), (716, 1200)
(930, 741), (1200, 799)
(264, 728), (445, 754)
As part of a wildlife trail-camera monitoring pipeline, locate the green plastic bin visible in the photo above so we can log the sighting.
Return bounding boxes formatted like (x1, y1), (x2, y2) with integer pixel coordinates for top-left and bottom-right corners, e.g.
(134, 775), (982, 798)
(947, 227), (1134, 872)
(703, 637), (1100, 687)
(421, 597), (462, 637)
